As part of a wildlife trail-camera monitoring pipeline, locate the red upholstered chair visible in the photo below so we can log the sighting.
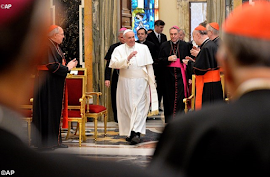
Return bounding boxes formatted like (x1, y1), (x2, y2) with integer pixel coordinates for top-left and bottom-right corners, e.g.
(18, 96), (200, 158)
(85, 92), (107, 141)
(70, 68), (87, 78)
(65, 74), (87, 147)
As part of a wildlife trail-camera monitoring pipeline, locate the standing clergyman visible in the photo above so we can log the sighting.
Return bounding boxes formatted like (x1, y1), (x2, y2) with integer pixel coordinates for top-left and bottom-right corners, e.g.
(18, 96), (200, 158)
(109, 29), (158, 145)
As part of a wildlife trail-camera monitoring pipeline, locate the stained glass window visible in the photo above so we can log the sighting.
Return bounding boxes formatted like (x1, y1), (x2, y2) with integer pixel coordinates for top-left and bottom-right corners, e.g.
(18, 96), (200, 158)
(131, 0), (158, 40)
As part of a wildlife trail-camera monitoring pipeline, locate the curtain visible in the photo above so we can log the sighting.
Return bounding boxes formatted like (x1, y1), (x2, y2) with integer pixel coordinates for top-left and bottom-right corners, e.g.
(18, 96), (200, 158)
(207, 0), (226, 32)
(92, 0), (119, 121)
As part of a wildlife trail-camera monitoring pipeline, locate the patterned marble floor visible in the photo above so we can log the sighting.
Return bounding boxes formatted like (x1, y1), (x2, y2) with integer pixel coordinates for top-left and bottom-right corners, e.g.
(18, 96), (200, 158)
(41, 113), (165, 167)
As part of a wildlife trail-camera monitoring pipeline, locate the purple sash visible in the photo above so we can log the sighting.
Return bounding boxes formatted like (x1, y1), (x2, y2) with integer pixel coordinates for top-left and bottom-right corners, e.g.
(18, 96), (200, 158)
(167, 58), (187, 97)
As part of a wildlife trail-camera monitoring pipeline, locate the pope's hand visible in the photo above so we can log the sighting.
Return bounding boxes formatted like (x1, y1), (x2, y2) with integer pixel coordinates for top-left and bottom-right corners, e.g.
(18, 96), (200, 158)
(128, 51), (138, 61)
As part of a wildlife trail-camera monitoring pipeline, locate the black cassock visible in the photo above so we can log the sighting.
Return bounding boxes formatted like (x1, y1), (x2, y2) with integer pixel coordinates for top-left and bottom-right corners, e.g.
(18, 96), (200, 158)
(104, 42), (122, 123)
(136, 40), (157, 61)
(32, 39), (69, 148)
(193, 39), (223, 109)
(159, 40), (191, 123)
(212, 36), (221, 47)
(150, 90), (270, 177)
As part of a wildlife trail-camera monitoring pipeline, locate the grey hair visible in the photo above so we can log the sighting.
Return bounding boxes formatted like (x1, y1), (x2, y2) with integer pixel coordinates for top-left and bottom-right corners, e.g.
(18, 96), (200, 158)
(48, 27), (59, 37)
(207, 25), (219, 35)
(179, 29), (185, 35)
(198, 30), (207, 35)
(118, 30), (125, 35)
(223, 33), (270, 67)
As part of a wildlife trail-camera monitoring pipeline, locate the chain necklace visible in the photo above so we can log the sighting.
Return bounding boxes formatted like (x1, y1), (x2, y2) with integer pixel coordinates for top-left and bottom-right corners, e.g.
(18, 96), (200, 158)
(170, 40), (179, 57)
(49, 38), (65, 59)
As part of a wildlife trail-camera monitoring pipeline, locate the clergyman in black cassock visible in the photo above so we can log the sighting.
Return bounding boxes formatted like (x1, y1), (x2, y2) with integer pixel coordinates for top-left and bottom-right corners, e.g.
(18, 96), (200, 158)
(104, 43), (122, 122)
(104, 28), (126, 122)
(191, 26), (223, 110)
(158, 26), (191, 123)
(193, 40), (223, 109)
(32, 26), (77, 149)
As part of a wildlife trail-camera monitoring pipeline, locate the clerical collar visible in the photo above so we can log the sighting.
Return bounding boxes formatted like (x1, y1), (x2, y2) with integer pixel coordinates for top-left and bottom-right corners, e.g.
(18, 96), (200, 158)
(213, 36), (220, 42)
(49, 38), (58, 46)
(49, 38), (64, 58)
(139, 40), (146, 44)
(171, 40), (179, 45)
(200, 38), (210, 48)
(202, 37), (209, 45)
(234, 79), (270, 100)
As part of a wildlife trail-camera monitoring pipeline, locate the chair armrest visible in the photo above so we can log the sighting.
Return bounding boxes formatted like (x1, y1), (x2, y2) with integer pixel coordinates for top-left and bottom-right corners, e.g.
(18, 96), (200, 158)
(85, 92), (102, 96)
(183, 95), (194, 103)
(85, 92), (102, 105)
(183, 94), (195, 113)
(79, 95), (86, 102)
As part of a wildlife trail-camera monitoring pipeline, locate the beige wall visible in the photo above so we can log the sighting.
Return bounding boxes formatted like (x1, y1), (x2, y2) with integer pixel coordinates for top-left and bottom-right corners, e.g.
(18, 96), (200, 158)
(159, 0), (178, 38)
(159, 0), (207, 41)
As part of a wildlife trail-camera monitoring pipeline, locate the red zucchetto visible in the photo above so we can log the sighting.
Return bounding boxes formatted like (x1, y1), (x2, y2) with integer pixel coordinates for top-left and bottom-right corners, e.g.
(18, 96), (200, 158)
(48, 25), (59, 33)
(195, 25), (206, 31)
(209, 22), (219, 30)
(223, 1), (270, 40)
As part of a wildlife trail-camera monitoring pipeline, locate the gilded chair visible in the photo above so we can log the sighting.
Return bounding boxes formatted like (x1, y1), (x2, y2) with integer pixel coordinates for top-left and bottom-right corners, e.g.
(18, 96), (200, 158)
(71, 67), (87, 77)
(20, 99), (33, 146)
(183, 75), (196, 113)
(69, 68), (87, 134)
(183, 73), (227, 113)
(20, 75), (35, 146)
(65, 74), (87, 147)
(85, 92), (107, 141)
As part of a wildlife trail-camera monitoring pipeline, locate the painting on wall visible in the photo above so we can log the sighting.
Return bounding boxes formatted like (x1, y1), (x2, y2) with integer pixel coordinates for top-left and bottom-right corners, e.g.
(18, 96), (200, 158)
(131, 0), (158, 40)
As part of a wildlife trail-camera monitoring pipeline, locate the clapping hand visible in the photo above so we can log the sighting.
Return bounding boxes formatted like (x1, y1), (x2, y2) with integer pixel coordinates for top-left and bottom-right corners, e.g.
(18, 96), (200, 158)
(67, 58), (78, 71)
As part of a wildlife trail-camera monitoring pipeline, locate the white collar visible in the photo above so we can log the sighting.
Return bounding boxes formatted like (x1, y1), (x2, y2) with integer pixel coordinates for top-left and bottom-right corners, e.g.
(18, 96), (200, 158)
(202, 37), (209, 44)
(154, 30), (160, 38)
(139, 39), (146, 43)
(234, 79), (270, 100)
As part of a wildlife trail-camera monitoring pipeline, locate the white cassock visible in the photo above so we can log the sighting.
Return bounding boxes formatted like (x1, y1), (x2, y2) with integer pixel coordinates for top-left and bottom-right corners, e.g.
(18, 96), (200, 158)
(109, 43), (158, 136)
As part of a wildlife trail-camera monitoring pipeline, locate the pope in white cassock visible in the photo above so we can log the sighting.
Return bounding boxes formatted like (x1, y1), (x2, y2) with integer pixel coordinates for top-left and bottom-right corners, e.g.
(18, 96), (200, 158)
(109, 29), (158, 145)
